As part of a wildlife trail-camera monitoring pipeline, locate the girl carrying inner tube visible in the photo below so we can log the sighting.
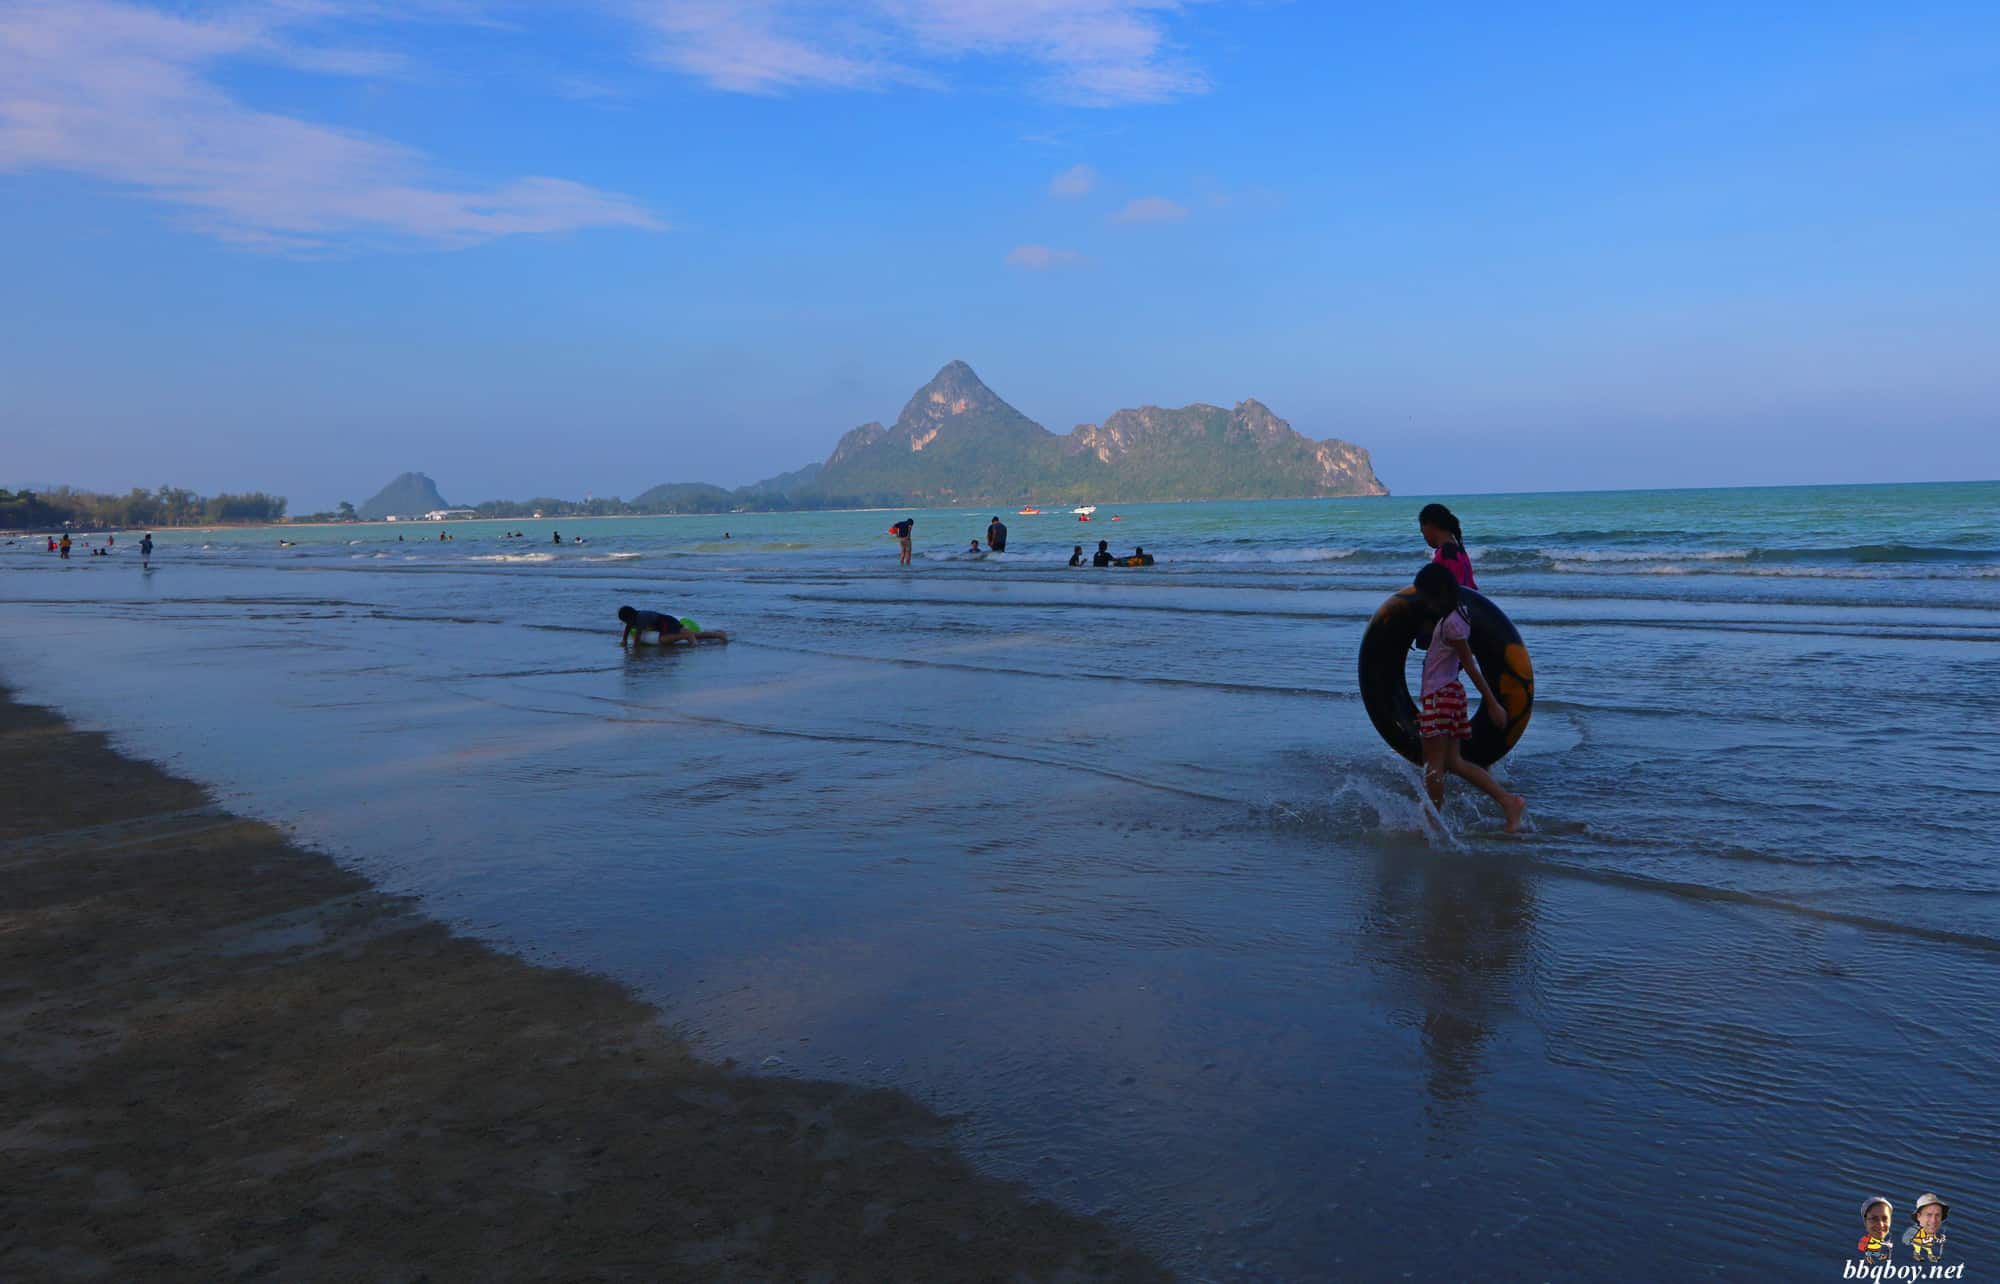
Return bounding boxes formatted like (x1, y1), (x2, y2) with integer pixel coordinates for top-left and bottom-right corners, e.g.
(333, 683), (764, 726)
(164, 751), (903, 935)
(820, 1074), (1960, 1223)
(1412, 564), (1526, 832)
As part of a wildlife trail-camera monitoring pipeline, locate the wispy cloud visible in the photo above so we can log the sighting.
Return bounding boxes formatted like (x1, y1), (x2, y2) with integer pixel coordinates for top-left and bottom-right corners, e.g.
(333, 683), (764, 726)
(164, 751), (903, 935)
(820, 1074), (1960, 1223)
(1006, 243), (1087, 270)
(628, 1), (1211, 105)
(1108, 194), (1186, 223)
(0, 0), (660, 252)
(1049, 162), (1097, 198)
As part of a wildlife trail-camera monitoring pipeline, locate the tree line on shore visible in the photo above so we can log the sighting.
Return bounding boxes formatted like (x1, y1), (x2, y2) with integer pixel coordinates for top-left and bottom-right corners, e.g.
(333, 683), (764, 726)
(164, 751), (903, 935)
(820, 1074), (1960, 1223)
(0, 486), (288, 530)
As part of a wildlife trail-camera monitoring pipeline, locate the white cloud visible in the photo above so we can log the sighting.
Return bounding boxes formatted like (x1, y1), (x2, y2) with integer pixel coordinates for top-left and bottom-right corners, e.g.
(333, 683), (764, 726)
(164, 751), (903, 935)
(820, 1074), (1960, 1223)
(1108, 194), (1186, 223)
(0, 0), (661, 251)
(1005, 243), (1086, 269)
(628, 0), (1211, 105)
(1049, 162), (1097, 197)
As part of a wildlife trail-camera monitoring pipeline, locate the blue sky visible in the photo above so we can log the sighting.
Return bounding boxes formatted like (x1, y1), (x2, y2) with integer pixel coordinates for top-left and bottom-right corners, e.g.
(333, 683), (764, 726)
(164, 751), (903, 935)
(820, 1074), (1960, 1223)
(3, 0), (1997, 510)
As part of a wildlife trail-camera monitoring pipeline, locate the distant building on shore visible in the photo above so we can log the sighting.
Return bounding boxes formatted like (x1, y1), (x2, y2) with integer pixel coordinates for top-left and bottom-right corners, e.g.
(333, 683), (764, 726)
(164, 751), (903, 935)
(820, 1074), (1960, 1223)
(424, 509), (477, 521)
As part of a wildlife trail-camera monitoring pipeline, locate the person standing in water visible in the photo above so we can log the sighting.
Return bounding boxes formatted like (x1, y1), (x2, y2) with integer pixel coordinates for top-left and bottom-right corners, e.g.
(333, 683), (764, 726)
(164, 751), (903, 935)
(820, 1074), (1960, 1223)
(552, 530), (561, 544)
(1419, 503), (1477, 589)
(891, 518), (914, 566)
(1091, 540), (1113, 567)
(139, 533), (153, 569)
(1069, 545), (1084, 567)
(1412, 563), (1525, 832)
(986, 516), (1008, 552)
(58, 533), (71, 560)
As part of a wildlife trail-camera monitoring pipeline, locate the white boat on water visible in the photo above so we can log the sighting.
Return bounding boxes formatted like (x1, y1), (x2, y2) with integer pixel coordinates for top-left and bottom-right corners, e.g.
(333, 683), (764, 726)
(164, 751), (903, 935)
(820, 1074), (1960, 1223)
(1071, 505), (1097, 515)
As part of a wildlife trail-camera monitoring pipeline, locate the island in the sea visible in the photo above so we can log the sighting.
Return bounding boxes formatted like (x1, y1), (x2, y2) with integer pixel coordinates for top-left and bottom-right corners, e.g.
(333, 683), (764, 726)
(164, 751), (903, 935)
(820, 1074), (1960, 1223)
(440, 361), (1387, 519)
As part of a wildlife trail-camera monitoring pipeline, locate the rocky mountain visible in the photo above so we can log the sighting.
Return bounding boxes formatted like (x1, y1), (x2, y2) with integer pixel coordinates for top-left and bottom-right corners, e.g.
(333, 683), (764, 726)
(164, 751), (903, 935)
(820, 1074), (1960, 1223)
(1065, 399), (1382, 500)
(765, 361), (1385, 507)
(358, 472), (450, 520)
(421, 363), (1386, 517)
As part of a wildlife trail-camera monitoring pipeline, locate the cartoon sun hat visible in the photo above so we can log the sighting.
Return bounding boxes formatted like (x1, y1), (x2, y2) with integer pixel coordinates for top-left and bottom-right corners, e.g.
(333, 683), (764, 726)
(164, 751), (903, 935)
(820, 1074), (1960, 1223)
(1912, 1193), (1949, 1221)
(1861, 1197), (1893, 1220)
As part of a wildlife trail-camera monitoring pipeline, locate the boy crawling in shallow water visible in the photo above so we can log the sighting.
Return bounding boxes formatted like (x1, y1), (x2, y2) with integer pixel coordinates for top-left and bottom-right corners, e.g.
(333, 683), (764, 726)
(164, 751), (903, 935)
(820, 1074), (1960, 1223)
(1412, 563), (1526, 832)
(617, 605), (728, 646)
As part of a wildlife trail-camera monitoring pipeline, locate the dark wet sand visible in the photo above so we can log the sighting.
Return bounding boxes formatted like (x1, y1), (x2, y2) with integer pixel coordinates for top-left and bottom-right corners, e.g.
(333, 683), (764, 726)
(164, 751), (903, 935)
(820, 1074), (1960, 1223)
(0, 687), (1165, 1282)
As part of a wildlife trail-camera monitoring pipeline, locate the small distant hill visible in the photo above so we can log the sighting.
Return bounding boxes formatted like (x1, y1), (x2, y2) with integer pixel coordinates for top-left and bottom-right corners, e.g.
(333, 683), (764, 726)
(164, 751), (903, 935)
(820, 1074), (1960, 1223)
(628, 481), (737, 512)
(358, 472), (449, 521)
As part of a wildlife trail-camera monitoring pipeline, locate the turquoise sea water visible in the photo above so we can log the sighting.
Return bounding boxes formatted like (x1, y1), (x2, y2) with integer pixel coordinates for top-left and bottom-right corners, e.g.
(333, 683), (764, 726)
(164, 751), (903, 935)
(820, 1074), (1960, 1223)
(3, 480), (1996, 1280)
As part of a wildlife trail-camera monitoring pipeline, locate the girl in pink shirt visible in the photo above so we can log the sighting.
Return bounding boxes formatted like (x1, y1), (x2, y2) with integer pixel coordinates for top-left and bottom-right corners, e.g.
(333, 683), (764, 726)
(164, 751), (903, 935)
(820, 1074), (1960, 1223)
(1413, 563), (1526, 832)
(1419, 503), (1477, 589)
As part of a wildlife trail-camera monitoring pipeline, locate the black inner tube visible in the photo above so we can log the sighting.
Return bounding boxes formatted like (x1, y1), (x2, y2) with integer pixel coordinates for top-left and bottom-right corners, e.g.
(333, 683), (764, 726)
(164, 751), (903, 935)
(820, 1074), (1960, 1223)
(1357, 587), (1534, 767)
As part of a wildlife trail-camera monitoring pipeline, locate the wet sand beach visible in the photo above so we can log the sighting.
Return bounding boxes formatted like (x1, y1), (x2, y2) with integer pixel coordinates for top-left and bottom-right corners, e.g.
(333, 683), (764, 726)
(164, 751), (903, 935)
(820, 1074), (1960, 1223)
(0, 687), (1164, 1282)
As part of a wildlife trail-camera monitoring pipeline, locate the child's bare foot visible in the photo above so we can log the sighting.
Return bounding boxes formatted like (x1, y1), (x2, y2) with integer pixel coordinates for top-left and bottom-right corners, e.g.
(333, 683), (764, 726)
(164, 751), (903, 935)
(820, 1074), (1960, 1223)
(1501, 794), (1527, 833)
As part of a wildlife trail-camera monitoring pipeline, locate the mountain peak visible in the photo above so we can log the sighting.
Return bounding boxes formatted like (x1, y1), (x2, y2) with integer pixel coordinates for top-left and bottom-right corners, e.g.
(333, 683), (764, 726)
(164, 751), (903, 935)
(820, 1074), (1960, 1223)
(913, 359), (996, 404)
(357, 471), (449, 521)
(891, 360), (1039, 446)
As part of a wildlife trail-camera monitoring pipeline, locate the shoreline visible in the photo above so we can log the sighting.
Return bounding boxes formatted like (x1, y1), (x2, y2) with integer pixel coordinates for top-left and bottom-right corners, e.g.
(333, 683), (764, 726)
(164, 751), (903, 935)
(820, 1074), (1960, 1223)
(0, 684), (1165, 1282)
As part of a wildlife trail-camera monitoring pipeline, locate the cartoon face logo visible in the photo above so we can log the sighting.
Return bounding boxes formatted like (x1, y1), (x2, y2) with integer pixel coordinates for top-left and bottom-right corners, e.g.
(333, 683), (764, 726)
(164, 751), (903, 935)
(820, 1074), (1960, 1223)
(1906, 1193), (1949, 1263)
(1857, 1198), (1893, 1264)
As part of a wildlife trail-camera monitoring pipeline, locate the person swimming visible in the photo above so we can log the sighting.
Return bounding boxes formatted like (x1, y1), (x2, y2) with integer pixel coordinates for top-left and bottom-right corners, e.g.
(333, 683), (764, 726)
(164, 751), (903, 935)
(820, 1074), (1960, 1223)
(1069, 545), (1084, 567)
(968, 539), (983, 554)
(617, 605), (728, 646)
(1091, 540), (1113, 568)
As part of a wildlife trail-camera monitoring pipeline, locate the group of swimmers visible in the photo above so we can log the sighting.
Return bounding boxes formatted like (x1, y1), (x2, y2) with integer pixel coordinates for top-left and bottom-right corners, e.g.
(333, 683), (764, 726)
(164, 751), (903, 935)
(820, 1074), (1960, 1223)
(39, 531), (152, 567)
(1070, 541), (1152, 567)
(38, 532), (151, 568)
(888, 515), (1159, 567)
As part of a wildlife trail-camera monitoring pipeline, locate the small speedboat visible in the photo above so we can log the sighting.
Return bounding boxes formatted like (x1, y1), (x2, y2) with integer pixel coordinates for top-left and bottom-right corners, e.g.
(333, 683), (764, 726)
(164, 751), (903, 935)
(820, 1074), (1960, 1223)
(1018, 506), (1041, 515)
(1072, 505), (1096, 515)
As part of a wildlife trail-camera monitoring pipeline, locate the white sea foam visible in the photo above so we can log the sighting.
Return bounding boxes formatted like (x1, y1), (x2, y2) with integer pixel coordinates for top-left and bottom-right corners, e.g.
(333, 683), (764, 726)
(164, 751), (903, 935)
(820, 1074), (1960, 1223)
(1544, 547), (1751, 563)
(1190, 546), (1360, 564)
(469, 553), (558, 563)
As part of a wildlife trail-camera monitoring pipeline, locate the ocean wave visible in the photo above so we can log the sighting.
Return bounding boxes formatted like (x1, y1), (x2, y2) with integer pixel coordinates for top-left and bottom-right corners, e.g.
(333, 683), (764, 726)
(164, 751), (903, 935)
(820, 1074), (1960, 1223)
(1748, 543), (2000, 565)
(468, 552), (558, 563)
(1186, 547), (1360, 564)
(1550, 560), (1959, 580)
(1541, 547), (1753, 563)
